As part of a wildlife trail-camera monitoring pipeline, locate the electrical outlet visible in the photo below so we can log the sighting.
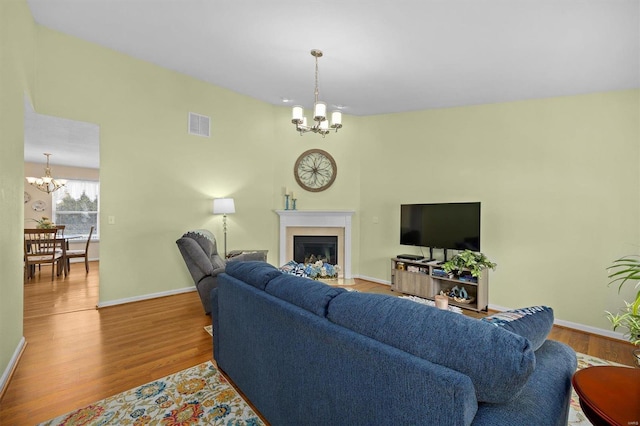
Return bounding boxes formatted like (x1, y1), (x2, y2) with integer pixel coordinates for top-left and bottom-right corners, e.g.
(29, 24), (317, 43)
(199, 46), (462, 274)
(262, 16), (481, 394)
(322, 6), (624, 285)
(108, 216), (116, 225)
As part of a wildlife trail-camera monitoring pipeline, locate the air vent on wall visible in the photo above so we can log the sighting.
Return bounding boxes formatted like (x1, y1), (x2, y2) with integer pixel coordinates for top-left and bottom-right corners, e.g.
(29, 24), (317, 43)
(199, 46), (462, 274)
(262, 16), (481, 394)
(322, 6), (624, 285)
(188, 112), (211, 137)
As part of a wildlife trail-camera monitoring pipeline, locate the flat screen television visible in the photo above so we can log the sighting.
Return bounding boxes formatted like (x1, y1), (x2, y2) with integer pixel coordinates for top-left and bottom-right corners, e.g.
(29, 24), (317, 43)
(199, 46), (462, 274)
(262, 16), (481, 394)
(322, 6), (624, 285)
(400, 202), (480, 252)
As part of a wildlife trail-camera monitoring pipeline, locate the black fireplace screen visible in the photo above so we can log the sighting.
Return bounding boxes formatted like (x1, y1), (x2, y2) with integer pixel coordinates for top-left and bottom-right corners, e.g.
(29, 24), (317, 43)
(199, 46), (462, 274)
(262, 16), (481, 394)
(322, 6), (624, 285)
(293, 235), (338, 264)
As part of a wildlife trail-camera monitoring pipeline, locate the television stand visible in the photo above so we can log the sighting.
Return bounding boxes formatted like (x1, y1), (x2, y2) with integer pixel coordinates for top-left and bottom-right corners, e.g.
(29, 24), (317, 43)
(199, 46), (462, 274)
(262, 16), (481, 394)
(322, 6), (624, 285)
(390, 257), (488, 312)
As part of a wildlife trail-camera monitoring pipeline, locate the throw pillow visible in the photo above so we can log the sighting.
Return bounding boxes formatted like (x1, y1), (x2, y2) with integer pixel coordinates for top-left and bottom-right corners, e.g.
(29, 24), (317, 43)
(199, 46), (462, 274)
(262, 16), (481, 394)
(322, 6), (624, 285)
(480, 306), (554, 351)
(279, 260), (307, 277)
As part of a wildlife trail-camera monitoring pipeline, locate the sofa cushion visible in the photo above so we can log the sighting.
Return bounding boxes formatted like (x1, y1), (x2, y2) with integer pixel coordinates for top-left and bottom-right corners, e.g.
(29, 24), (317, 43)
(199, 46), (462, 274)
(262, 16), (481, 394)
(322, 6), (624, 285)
(224, 261), (282, 290)
(327, 292), (535, 404)
(265, 274), (347, 318)
(480, 306), (554, 351)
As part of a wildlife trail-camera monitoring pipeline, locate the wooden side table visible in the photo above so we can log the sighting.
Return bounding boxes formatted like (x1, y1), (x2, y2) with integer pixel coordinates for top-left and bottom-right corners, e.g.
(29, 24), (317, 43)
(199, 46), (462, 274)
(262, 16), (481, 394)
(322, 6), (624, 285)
(572, 366), (640, 426)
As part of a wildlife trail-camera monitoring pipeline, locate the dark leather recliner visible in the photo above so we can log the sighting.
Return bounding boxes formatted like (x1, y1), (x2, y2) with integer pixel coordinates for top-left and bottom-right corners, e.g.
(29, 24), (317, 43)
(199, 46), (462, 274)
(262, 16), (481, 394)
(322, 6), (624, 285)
(176, 229), (266, 314)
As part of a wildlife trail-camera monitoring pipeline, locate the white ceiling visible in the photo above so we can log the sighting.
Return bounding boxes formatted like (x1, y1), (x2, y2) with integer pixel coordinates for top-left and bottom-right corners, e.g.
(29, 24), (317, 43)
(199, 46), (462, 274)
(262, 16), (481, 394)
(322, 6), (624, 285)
(24, 0), (639, 167)
(24, 99), (100, 169)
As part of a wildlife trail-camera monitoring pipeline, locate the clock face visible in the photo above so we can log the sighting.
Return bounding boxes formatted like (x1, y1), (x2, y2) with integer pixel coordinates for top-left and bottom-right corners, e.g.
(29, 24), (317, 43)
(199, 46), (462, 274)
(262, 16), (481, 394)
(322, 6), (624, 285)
(294, 149), (337, 192)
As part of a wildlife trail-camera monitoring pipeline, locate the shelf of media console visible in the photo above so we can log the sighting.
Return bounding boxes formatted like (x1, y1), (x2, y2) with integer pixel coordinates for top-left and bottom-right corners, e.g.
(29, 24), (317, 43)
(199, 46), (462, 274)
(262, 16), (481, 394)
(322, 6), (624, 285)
(431, 269), (479, 285)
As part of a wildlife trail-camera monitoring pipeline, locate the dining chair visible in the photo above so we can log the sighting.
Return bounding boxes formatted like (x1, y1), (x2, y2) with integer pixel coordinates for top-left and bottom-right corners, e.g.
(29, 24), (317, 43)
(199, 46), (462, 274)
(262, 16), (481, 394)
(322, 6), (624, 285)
(66, 226), (94, 273)
(24, 228), (64, 281)
(55, 225), (66, 237)
(35, 225), (66, 273)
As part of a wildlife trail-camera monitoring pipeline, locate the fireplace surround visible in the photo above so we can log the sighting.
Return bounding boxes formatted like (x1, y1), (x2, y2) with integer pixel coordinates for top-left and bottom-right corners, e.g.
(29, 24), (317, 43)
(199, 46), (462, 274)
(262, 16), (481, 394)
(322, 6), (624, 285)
(276, 210), (355, 278)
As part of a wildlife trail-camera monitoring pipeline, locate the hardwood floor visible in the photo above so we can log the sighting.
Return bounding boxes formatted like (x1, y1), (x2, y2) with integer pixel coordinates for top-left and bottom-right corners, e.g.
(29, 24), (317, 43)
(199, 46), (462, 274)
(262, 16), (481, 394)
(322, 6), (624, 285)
(1, 262), (212, 425)
(0, 263), (636, 424)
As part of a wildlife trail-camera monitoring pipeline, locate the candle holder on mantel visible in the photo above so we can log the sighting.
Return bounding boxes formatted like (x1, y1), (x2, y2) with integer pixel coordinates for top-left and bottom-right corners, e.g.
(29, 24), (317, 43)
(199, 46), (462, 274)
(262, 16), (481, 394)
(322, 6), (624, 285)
(292, 198), (297, 210)
(284, 194), (290, 210)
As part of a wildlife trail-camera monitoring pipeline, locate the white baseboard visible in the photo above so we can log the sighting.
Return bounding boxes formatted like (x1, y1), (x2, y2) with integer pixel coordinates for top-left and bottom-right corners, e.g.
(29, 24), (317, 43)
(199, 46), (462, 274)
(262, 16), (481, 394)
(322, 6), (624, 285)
(1, 337), (26, 398)
(356, 275), (391, 286)
(97, 286), (196, 308)
(68, 257), (99, 263)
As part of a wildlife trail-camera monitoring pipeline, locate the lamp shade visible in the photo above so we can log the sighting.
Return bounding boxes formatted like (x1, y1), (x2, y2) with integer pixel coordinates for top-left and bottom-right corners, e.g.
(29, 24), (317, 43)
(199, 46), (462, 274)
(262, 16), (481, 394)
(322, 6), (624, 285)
(331, 110), (342, 128)
(213, 198), (236, 215)
(292, 106), (304, 124)
(313, 102), (327, 121)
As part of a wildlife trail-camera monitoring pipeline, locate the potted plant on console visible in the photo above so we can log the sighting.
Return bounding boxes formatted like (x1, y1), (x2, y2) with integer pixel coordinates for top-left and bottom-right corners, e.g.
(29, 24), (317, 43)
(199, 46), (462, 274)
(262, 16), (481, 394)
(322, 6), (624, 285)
(606, 255), (640, 366)
(442, 250), (497, 283)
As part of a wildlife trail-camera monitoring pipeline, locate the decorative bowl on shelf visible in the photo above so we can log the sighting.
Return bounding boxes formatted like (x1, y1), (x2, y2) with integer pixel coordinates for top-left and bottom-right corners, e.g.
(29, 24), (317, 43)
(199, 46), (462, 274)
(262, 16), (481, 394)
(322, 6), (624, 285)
(440, 289), (475, 304)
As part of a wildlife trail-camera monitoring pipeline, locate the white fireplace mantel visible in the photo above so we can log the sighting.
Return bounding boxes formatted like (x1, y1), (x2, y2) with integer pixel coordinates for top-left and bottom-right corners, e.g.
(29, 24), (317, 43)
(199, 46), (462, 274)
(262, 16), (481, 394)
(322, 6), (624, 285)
(276, 210), (355, 278)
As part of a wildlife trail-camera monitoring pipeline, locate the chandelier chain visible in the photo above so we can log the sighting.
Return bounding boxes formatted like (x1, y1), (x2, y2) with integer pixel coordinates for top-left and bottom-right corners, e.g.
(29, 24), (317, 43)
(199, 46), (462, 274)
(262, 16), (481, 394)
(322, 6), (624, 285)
(314, 54), (320, 104)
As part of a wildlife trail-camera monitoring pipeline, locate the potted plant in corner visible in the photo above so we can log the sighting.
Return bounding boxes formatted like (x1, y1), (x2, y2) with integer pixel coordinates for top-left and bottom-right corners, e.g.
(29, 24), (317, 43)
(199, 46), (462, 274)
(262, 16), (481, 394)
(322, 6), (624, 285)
(606, 255), (640, 366)
(442, 250), (497, 282)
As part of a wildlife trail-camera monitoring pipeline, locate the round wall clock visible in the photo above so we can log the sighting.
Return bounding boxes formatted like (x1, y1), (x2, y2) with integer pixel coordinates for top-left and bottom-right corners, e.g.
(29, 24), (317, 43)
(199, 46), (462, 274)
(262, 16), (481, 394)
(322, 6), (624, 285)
(32, 200), (46, 212)
(294, 149), (337, 192)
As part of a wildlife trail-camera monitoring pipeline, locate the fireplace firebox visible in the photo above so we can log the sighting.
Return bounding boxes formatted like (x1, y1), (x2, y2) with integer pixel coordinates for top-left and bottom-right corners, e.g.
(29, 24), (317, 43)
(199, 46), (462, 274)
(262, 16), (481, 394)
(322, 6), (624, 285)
(293, 235), (338, 264)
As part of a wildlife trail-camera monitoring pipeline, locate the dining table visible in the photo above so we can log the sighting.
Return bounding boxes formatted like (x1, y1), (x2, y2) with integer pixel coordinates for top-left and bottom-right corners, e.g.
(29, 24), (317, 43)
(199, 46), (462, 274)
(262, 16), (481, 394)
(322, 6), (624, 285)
(24, 229), (82, 278)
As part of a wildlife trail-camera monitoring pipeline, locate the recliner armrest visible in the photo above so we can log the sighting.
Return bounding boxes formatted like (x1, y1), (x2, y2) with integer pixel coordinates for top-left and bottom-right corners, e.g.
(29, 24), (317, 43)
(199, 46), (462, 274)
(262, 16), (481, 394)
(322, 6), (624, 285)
(227, 251), (267, 263)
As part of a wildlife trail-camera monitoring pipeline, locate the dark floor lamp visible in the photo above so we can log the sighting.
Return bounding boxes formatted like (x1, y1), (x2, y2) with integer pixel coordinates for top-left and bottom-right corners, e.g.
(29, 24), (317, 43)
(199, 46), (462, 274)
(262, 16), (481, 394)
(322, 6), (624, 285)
(213, 197), (235, 257)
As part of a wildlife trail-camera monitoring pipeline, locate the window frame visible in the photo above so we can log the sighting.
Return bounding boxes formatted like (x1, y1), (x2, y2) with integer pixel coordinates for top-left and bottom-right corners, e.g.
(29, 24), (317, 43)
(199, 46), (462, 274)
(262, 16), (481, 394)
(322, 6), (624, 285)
(51, 179), (100, 240)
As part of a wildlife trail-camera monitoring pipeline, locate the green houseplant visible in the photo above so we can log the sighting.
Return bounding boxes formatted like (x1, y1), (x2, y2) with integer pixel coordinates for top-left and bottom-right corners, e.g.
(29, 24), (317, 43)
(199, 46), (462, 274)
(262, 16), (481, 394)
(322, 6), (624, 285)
(32, 216), (55, 229)
(442, 250), (497, 279)
(606, 255), (640, 348)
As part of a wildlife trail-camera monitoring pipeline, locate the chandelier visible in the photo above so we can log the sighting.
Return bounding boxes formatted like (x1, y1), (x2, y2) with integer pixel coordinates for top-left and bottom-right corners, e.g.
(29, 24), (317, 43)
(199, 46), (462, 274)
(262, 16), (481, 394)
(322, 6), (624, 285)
(291, 49), (342, 137)
(26, 153), (67, 194)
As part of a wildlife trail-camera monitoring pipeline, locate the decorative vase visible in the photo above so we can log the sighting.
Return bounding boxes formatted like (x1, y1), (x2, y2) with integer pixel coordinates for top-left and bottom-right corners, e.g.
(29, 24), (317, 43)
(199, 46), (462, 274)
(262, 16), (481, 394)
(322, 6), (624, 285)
(435, 295), (448, 310)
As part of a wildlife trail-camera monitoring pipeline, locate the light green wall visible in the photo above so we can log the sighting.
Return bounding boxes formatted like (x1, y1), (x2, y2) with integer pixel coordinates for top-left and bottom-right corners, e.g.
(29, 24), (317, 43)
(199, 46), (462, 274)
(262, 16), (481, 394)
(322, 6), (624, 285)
(0, 0), (35, 384)
(358, 91), (640, 330)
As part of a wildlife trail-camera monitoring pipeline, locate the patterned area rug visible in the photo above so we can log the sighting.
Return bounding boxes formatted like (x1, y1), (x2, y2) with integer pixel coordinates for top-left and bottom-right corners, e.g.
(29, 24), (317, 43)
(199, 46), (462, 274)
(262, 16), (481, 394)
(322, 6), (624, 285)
(38, 361), (264, 426)
(569, 352), (626, 425)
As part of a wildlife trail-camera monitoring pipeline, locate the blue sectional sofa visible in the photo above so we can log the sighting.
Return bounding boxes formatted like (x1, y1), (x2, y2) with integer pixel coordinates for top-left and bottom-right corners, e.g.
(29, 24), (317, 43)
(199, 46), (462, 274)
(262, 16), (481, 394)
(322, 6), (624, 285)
(212, 261), (576, 426)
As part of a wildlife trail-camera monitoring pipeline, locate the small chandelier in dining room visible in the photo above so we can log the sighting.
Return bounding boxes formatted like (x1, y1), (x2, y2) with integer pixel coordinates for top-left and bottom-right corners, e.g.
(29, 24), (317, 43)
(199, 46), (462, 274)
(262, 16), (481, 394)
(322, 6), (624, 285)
(26, 153), (67, 194)
(291, 49), (343, 137)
